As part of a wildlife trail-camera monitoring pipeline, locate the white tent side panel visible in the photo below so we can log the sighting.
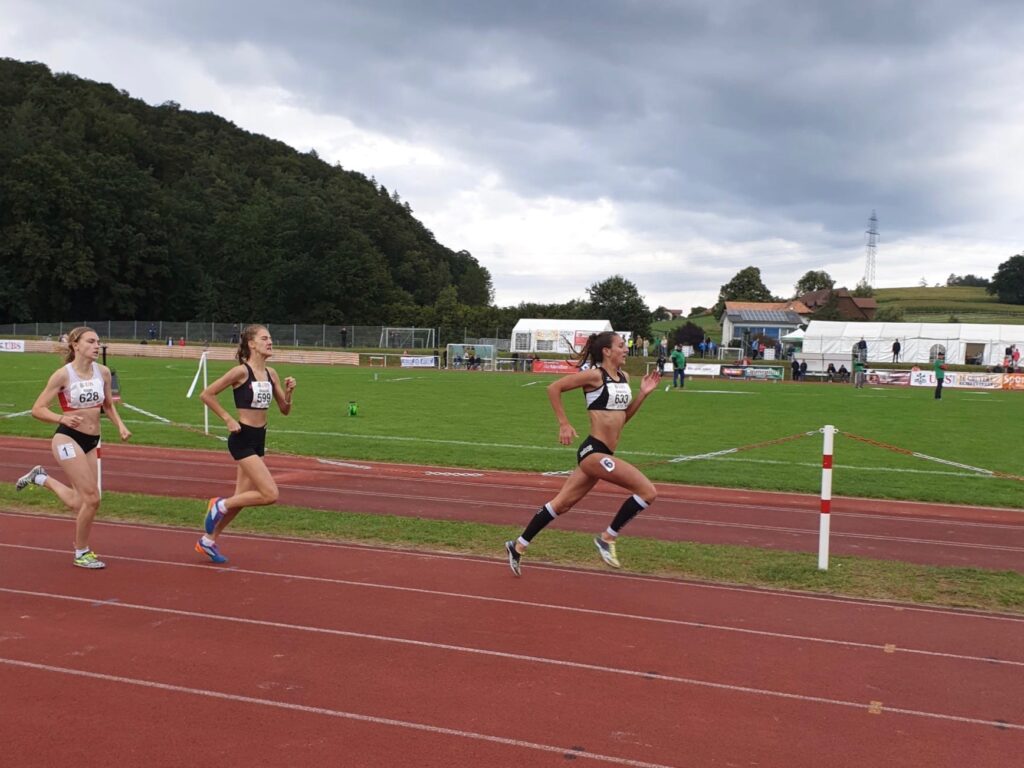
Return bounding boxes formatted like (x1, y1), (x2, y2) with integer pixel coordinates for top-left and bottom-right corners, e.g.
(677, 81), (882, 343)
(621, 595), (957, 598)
(510, 318), (613, 354)
(803, 321), (1024, 366)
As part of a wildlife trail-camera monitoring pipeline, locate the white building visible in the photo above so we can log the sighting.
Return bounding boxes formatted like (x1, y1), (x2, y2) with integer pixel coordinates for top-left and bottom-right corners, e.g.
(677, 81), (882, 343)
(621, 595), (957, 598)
(510, 319), (614, 354)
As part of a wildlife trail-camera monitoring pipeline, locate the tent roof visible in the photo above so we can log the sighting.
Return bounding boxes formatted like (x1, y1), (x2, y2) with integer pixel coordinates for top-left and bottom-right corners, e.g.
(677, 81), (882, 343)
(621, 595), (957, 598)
(804, 320), (1024, 341)
(510, 318), (612, 333)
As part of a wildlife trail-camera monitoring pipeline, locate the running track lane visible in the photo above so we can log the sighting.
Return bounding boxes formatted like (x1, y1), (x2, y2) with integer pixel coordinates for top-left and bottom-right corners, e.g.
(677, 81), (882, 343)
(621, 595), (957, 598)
(1, 436), (1023, 571)
(0, 513), (1021, 767)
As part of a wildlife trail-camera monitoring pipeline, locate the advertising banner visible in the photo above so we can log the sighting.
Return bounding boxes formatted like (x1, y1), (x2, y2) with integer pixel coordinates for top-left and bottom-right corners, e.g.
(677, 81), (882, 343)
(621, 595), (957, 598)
(532, 359), (578, 374)
(722, 366), (783, 381)
(1002, 373), (1024, 391)
(0, 340), (25, 352)
(400, 356), (436, 368)
(684, 363), (721, 377)
(865, 369), (911, 386)
(910, 369), (1006, 389)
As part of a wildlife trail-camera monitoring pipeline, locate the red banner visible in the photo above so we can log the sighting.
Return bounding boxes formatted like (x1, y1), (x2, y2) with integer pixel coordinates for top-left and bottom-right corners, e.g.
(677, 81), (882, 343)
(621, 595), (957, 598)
(532, 359), (578, 374)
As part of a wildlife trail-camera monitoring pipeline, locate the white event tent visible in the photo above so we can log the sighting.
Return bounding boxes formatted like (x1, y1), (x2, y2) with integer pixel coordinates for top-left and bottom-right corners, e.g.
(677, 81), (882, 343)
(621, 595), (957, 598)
(510, 319), (614, 354)
(803, 321), (1024, 366)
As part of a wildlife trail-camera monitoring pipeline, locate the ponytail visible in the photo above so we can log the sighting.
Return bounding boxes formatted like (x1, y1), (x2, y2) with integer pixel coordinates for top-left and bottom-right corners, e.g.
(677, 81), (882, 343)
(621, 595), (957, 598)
(63, 326), (96, 364)
(575, 331), (619, 369)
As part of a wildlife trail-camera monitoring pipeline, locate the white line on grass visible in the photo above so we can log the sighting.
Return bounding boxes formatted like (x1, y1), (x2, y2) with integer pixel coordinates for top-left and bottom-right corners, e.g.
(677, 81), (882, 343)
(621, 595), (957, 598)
(2, 410), (32, 419)
(120, 403), (171, 423)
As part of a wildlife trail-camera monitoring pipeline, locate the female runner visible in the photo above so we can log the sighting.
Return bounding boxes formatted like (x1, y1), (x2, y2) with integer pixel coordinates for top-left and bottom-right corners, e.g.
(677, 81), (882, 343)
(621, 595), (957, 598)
(197, 324), (295, 563)
(505, 331), (660, 575)
(15, 326), (132, 569)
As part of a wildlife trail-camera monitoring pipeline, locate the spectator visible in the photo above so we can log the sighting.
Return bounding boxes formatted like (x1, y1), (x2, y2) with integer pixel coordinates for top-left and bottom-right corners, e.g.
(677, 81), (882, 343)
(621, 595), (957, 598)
(671, 344), (687, 388)
(857, 337), (867, 362)
(934, 353), (946, 399)
(799, 360), (808, 380)
(854, 357), (866, 388)
(837, 364), (849, 383)
(892, 339), (901, 363)
(698, 340), (706, 358)
(656, 350), (667, 376)
(147, 324), (157, 340)
(826, 362), (837, 382)
(791, 358), (800, 381)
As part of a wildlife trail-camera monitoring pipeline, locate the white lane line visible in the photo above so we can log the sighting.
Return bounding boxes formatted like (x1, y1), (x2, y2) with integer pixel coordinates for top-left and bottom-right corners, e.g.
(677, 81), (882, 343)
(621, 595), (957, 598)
(119, 403), (171, 423)
(3, 510), (1022, 624)
(316, 459), (372, 470)
(0, 657), (679, 768)
(2, 410), (32, 419)
(1, 591), (1019, 732)
(1, 553), (1020, 666)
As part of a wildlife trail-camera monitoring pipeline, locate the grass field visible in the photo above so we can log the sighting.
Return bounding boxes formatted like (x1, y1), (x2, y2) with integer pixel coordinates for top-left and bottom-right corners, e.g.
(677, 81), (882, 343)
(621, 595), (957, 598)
(3, 351), (1023, 509)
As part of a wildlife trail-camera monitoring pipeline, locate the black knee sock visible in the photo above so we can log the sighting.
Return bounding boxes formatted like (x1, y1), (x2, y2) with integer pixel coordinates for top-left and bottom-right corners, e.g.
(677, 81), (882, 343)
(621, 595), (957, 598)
(519, 503), (557, 544)
(609, 494), (648, 534)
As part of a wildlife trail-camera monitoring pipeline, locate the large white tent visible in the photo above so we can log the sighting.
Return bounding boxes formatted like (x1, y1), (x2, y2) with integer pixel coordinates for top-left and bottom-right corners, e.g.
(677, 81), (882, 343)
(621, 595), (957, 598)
(803, 321), (1024, 366)
(510, 318), (613, 354)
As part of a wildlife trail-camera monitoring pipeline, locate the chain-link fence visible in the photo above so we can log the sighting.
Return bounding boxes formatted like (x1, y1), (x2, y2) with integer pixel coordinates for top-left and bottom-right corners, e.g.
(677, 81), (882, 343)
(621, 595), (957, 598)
(0, 321), (451, 349)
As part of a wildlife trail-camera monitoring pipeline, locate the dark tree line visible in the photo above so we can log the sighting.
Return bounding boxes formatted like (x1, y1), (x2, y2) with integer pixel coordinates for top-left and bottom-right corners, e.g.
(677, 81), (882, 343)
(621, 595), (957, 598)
(0, 59), (493, 324)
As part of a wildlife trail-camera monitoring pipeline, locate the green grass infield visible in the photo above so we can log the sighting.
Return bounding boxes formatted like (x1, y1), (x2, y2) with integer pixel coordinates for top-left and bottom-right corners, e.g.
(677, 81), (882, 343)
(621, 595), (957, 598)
(2, 352), (1023, 509)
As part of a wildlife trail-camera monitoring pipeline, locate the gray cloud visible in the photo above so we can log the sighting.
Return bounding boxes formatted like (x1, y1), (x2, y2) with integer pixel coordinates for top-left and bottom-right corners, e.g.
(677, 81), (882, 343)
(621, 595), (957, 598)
(6, 0), (1024, 306)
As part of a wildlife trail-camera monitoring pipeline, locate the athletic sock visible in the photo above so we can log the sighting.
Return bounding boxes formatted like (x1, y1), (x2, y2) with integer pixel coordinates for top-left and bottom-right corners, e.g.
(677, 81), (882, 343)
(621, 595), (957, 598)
(519, 503), (557, 544)
(216, 499), (227, 514)
(609, 494), (648, 534)
(200, 535), (216, 547)
(34, 472), (48, 486)
(74, 547), (90, 558)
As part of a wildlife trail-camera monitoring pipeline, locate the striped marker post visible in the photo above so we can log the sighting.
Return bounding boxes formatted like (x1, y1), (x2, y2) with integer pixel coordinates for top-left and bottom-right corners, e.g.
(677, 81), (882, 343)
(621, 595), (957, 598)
(818, 424), (835, 570)
(96, 439), (102, 498)
(186, 352), (210, 434)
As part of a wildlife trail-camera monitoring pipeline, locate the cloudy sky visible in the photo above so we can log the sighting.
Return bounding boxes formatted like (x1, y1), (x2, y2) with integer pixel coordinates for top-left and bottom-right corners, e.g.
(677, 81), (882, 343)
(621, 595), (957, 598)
(3, 0), (1023, 310)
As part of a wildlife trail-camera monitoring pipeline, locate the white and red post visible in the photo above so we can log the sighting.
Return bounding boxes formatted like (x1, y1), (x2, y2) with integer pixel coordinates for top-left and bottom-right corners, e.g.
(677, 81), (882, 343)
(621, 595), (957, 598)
(818, 424), (835, 570)
(186, 352), (210, 434)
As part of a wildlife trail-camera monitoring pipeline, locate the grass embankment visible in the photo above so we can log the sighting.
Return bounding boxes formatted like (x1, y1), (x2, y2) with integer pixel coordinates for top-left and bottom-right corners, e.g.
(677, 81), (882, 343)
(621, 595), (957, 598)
(3, 486), (1022, 614)
(874, 286), (1024, 324)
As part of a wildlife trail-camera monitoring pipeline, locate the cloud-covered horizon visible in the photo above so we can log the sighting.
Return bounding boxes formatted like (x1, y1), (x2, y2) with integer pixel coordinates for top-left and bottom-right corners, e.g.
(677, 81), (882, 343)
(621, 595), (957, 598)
(3, 0), (1022, 310)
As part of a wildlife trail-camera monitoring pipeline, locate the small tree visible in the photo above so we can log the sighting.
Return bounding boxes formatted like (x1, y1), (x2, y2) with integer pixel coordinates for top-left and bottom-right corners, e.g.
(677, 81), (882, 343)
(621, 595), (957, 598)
(714, 266), (775, 319)
(988, 254), (1024, 304)
(852, 279), (875, 298)
(794, 270), (834, 296)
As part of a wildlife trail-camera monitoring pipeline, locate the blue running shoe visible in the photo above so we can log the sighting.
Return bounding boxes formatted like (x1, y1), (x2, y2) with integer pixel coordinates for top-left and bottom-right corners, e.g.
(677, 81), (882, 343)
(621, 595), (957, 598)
(204, 497), (224, 535)
(195, 538), (228, 564)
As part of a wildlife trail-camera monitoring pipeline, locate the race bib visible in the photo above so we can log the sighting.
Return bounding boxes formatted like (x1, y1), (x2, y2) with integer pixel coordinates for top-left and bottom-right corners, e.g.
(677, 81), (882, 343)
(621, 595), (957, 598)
(66, 379), (104, 409)
(250, 380), (273, 409)
(606, 382), (632, 410)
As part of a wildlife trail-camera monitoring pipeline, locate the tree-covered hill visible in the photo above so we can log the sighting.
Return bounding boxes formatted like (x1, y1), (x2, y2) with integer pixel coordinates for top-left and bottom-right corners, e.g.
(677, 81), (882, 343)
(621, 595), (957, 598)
(0, 58), (493, 324)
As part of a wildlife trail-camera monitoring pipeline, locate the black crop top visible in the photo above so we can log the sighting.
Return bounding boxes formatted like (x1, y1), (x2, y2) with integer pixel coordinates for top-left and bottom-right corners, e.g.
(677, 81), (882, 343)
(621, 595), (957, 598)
(233, 363), (274, 410)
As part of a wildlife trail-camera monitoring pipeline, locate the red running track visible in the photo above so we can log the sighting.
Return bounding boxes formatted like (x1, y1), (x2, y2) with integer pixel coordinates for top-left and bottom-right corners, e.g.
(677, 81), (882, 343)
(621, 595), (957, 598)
(1, 436), (1022, 571)
(1, 512), (1021, 767)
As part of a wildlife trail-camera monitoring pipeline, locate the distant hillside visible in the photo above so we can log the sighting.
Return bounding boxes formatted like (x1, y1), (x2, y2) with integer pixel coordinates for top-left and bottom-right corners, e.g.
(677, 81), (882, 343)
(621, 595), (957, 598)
(0, 58), (492, 324)
(874, 286), (1024, 325)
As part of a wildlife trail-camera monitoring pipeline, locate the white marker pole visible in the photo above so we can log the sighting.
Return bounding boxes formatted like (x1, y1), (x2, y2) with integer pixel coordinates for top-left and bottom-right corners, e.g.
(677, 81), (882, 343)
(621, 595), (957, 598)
(818, 425), (835, 571)
(186, 352), (210, 435)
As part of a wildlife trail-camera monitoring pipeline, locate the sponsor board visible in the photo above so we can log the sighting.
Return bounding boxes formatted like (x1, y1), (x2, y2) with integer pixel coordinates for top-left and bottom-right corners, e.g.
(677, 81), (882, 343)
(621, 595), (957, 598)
(721, 365), (784, 381)
(532, 359), (578, 374)
(865, 369), (911, 386)
(683, 363), (720, 377)
(400, 355), (436, 368)
(0, 340), (25, 352)
(909, 369), (1017, 390)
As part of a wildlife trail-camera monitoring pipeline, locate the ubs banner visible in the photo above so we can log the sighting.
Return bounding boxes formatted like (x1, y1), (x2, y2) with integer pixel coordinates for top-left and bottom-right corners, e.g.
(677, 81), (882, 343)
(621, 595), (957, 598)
(0, 340), (25, 352)
(908, 369), (1024, 390)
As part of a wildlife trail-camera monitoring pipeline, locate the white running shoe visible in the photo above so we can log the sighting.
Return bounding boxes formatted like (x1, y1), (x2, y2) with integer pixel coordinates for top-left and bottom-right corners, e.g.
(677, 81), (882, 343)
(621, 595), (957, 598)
(15, 465), (47, 491)
(594, 536), (621, 568)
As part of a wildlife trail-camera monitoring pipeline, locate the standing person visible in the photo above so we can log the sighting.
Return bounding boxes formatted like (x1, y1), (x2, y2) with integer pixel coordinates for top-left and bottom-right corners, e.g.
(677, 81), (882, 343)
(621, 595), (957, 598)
(671, 344), (687, 388)
(790, 358), (800, 381)
(197, 325), (296, 563)
(892, 339), (901, 363)
(505, 332), (660, 574)
(933, 353), (946, 399)
(857, 337), (868, 362)
(854, 357), (866, 388)
(14, 327), (132, 569)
